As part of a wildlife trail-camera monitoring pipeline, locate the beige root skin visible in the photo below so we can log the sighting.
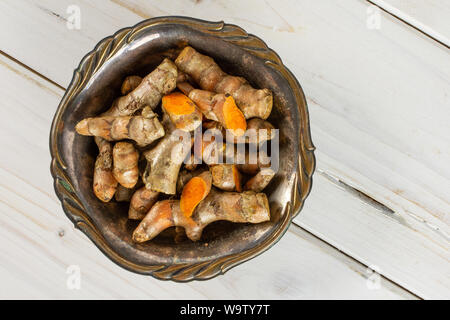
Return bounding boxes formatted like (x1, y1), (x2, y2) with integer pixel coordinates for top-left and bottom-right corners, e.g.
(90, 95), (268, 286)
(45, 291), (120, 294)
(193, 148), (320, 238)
(115, 185), (136, 202)
(184, 154), (198, 171)
(142, 116), (193, 194)
(91, 76), (143, 202)
(210, 164), (242, 192)
(232, 149), (271, 175)
(141, 106), (157, 119)
(128, 186), (159, 220)
(174, 226), (186, 243)
(113, 142), (139, 189)
(191, 89), (225, 122)
(106, 58), (177, 117)
(177, 82), (218, 121)
(177, 81), (194, 96)
(132, 189), (270, 242)
(203, 119), (275, 144)
(100, 76), (143, 117)
(121, 75), (143, 95)
(175, 46), (273, 119)
(93, 137), (118, 202)
(240, 118), (275, 144)
(75, 115), (165, 147)
(244, 167), (276, 193)
(176, 71), (194, 85)
(132, 200), (177, 242)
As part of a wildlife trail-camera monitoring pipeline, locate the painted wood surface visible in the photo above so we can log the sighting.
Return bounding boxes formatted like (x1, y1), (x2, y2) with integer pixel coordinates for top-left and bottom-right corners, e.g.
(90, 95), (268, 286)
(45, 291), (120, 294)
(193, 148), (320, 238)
(371, 0), (450, 46)
(0, 0), (448, 298)
(0, 53), (416, 299)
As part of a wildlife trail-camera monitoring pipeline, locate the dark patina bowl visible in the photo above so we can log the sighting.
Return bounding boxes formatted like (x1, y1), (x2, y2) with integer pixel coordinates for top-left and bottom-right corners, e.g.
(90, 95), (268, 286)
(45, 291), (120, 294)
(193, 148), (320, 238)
(50, 17), (315, 281)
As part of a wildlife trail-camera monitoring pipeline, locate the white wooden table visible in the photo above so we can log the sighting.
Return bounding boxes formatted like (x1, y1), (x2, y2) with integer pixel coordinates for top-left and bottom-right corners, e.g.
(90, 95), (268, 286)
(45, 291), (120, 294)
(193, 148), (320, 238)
(0, 0), (448, 300)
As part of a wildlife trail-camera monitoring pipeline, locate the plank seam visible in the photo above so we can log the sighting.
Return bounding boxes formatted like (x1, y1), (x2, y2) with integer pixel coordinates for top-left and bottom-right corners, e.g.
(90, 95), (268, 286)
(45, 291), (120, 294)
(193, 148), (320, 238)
(317, 169), (449, 243)
(0, 50), (65, 91)
(366, 0), (450, 49)
(289, 223), (422, 299)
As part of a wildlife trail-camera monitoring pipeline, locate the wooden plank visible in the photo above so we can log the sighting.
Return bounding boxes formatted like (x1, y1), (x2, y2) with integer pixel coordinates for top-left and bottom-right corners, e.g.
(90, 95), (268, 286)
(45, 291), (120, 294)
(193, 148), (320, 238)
(369, 0), (450, 47)
(0, 0), (448, 298)
(0, 53), (413, 299)
(0, 0), (139, 87)
(295, 165), (448, 299)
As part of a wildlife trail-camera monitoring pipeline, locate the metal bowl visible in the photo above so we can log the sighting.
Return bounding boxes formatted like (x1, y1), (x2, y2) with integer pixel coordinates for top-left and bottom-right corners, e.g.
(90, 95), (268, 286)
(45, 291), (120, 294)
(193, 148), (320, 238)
(49, 16), (315, 281)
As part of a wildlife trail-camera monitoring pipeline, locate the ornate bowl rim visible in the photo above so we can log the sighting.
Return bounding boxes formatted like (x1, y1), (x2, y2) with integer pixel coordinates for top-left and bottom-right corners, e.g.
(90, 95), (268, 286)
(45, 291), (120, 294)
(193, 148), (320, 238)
(49, 16), (316, 281)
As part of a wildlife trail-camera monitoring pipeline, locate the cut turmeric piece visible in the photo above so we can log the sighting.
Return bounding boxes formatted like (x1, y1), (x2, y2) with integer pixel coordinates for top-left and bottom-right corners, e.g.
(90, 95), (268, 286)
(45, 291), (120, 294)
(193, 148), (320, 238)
(222, 95), (246, 137)
(186, 89), (247, 137)
(162, 92), (196, 115)
(162, 92), (202, 131)
(180, 171), (212, 217)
